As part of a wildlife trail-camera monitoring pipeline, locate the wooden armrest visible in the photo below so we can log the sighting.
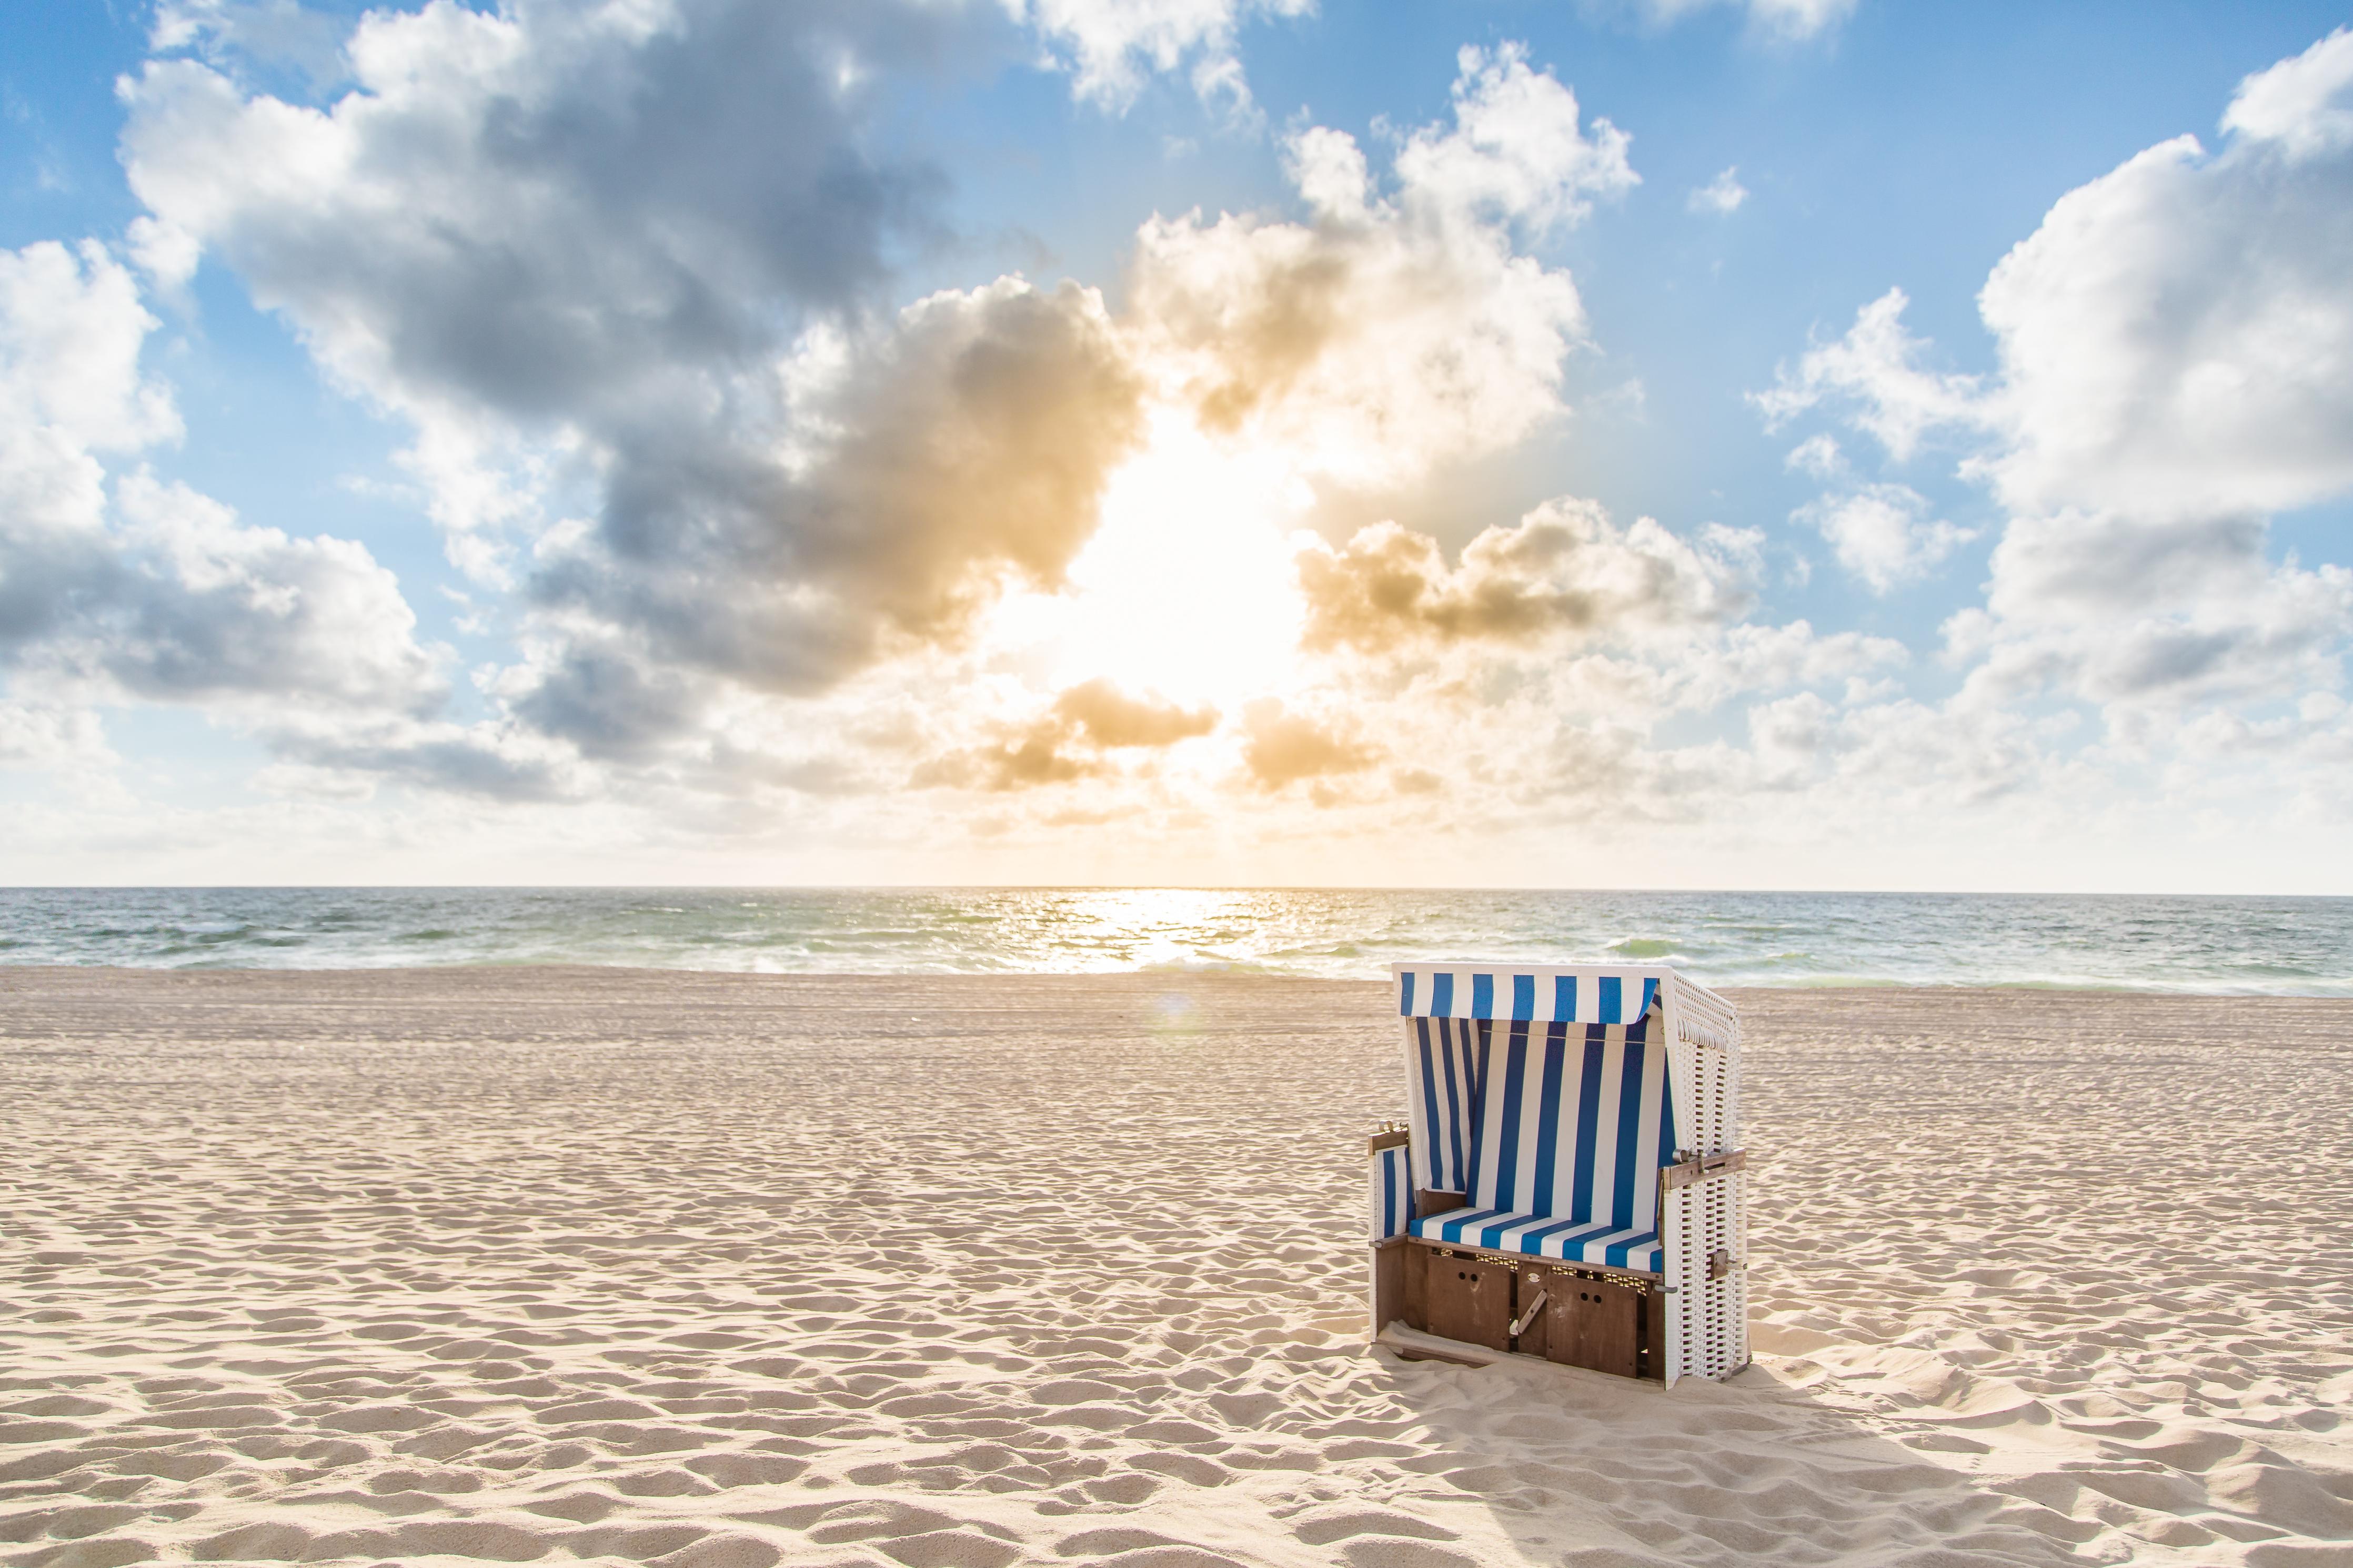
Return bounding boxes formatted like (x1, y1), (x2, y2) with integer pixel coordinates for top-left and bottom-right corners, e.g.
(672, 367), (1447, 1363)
(1661, 1149), (1747, 1190)
(1368, 1127), (1411, 1154)
(1416, 1189), (1467, 1217)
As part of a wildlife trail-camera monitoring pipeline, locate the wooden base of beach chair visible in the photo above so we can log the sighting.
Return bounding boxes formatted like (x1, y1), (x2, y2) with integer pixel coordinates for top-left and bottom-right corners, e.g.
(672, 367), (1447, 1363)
(1513, 1263), (1660, 1381)
(1389, 1240), (1664, 1381)
(1422, 1248), (1516, 1352)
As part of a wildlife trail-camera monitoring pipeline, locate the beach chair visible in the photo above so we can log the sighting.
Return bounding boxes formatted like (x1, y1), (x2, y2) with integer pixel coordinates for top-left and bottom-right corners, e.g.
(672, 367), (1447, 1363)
(1367, 963), (1747, 1385)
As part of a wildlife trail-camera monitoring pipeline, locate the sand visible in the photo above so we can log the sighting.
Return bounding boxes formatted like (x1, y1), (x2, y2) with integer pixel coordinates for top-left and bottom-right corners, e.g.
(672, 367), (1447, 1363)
(3, 967), (2349, 1568)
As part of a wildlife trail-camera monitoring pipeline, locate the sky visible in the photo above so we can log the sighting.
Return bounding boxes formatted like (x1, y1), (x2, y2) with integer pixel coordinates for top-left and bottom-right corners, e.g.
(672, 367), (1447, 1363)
(2, 0), (2350, 891)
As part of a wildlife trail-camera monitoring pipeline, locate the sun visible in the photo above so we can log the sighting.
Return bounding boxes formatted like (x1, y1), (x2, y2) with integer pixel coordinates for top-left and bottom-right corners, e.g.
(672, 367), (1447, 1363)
(995, 410), (1312, 710)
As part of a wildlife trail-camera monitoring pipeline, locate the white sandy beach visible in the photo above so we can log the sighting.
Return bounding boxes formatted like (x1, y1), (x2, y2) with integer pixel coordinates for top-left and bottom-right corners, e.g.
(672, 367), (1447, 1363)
(3, 967), (2350, 1567)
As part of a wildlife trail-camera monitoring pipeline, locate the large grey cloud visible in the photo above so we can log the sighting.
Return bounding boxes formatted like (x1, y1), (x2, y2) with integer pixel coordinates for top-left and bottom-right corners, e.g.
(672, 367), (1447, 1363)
(527, 278), (1144, 705)
(121, 0), (1167, 766)
(124, 0), (977, 417)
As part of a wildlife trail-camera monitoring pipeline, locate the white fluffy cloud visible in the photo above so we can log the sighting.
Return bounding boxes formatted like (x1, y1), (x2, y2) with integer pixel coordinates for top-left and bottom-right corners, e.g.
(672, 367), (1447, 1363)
(2219, 26), (2353, 158)
(1753, 287), (1984, 463)
(1796, 484), (1972, 595)
(0, 701), (114, 772)
(1776, 433), (1974, 594)
(1005, 0), (1313, 113)
(1393, 44), (1638, 232)
(0, 241), (178, 456)
(120, 0), (992, 609)
(1977, 64), (2353, 527)
(1129, 44), (1629, 485)
(96, 472), (444, 711)
(1968, 35), (2353, 711)
(150, 0), (347, 78)
(1687, 165), (1747, 214)
(1950, 511), (2353, 711)
(1759, 25), (2353, 797)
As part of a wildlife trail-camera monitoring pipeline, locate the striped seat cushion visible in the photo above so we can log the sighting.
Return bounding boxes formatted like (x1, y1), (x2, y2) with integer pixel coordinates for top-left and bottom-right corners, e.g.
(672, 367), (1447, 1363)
(1407, 1207), (1662, 1271)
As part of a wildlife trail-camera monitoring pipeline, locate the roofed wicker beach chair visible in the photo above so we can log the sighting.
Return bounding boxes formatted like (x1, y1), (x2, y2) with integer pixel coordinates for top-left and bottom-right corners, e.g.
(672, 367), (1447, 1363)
(1367, 963), (1748, 1385)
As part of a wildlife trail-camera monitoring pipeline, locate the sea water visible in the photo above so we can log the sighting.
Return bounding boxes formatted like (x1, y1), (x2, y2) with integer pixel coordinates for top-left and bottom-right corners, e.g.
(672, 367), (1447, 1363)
(1, 886), (2347, 993)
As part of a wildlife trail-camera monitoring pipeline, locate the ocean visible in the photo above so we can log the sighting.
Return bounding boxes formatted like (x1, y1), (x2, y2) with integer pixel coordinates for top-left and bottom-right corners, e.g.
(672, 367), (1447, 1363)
(1, 886), (2347, 994)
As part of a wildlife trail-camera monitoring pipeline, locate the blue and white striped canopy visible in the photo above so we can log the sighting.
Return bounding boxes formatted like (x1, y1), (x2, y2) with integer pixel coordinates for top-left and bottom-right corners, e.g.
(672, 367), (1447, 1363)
(1391, 963), (1667, 1025)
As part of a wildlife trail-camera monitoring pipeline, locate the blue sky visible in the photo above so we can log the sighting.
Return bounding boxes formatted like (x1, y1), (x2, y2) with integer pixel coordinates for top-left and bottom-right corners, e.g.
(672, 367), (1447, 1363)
(2, 0), (2350, 888)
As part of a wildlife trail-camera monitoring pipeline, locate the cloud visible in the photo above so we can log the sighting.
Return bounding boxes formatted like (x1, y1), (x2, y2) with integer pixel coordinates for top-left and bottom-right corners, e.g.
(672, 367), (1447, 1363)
(1752, 287), (1985, 462)
(1949, 512), (2353, 710)
(2221, 26), (2353, 158)
(122, 5), (1158, 774)
(1392, 44), (1638, 234)
(1976, 110), (2353, 529)
(0, 238), (470, 790)
(0, 701), (113, 772)
(1004, 0), (1313, 115)
(526, 276), (1146, 711)
(1127, 44), (1630, 486)
(1755, 24), (2353, 764)
(1052, 679), (1218, 747)
(506, 640), (701, 766)
(1296, 499), (1750, 652)
(1784, 432), (1842, 478)
(108, 18), (1643, 810)
(104, 15), (1975, 852)
(94, 471), (445, 710)
(1762, 40), (2353, 547)
(1625, 0), (1857, 42)
(1794, 483), (1973, 594)
(1687, 165), (1747, 214)
(261, 716), (575, 803)
(120, 0), (982, 579)
(1956, 30), (2353, 717)
(150, 0), (348, 80)
(0, 241), (178, 453)
(910, 680), (1216, 792)
(123, 4), (963, 409)
(1240, 698), (1376, 788)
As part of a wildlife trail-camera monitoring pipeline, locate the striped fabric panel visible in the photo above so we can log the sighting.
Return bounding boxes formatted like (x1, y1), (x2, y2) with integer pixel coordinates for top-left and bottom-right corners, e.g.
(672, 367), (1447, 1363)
(1369, 1145), (1413, 1241)
(1405, 1016), (1486, 1193)
(1395, 967), (1664, 1023)
(1464, 1016), (1675, 1231)
(1405, 1208), (1661, 1271)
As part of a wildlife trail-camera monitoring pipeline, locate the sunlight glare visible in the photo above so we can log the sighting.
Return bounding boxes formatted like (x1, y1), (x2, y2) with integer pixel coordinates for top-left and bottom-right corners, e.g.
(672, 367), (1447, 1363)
(1034, 413), (1311, 707)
